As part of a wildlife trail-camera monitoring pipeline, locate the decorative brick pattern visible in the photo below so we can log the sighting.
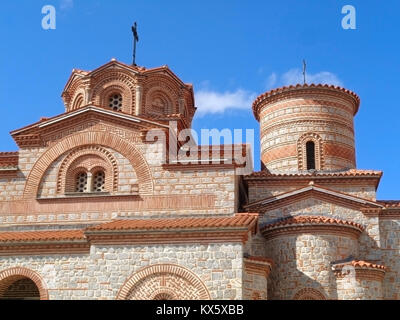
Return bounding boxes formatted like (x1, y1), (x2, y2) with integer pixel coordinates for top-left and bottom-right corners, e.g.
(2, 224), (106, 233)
(0, 267), (49, 300)
(293, 288), (326, 300)
(254, 84), (358, 172)
(57, 146), (119, 194)
(117, 264), (211, 300)
(23, 131), (154, 199)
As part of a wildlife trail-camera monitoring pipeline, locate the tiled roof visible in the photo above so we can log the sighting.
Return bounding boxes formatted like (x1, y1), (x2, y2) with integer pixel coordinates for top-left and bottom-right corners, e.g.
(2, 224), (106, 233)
(245, 169), (383, 179)
(244, 184), (383, 211)
(86, 213), (258, 232)
(377, 200), (400, 208)
(332, 260), (386, 271)
(261, 215), (364, 232)
(0, 152), (19, 168)
(0, 230), (85, 243)
(252, 83), (360, 120)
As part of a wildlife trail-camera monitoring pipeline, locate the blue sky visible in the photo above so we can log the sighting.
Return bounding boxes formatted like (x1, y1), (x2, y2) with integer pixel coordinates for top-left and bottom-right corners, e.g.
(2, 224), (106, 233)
(0, 0), (399, 199)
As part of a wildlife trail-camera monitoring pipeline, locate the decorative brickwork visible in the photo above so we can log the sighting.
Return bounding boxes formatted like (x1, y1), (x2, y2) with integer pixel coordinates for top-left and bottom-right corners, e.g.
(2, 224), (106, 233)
(23, 131), (153, 198)
(116, 264), (211, 300)
(253, 84), (358, 171)
(57, 146), (118, 194)
(0, 57), (399, 301)
(0, 267), (48, 300)
(293, 288), (326, 300)
(297, 132), (324, 170)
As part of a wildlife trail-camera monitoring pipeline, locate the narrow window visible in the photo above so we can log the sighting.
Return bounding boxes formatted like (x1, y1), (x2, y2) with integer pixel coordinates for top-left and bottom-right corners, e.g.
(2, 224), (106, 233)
(92, 171), (105, 192)
(306, 141), (316, 170)
(75, 172), (88, 193)
(109, 93), (123, 111)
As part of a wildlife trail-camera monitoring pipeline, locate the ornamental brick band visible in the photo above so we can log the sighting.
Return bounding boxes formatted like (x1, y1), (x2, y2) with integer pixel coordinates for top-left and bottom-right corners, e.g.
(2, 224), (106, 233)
(252, 84), (360, 172)
(332, 260), (387, 281)
(116, 264), (211, 300)
(260, 215), (365, 240)
(0, 267), (49, 300)
(252, 84), (360, 119)
(23, 131), (154, 199)
(293, 288), (326, 300)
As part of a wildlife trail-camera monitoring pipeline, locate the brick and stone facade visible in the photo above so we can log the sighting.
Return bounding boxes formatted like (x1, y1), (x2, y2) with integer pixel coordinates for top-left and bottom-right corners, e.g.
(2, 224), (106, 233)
(0, 59), (398, 300)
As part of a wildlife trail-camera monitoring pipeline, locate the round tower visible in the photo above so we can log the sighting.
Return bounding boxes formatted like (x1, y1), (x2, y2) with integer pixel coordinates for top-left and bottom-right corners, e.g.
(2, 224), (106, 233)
(252, 84), (360, 172)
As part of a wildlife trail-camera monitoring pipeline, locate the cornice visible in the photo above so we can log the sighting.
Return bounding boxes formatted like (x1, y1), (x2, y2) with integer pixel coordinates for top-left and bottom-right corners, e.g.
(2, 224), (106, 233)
(260, 215), (364, 241)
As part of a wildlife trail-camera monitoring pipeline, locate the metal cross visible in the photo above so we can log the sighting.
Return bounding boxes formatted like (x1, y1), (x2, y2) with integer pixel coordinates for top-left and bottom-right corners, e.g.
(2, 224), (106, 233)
(132, 22), (139, 66)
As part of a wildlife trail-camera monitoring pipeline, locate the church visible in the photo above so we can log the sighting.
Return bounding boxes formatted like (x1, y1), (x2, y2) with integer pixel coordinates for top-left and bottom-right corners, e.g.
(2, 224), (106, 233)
(0, 56), (398, 300)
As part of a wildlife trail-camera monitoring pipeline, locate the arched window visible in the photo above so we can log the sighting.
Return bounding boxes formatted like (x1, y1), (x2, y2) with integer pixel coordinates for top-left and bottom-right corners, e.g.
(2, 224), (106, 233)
(75, 172), (88, 193)
(108, 93), (123, 111)
(297, 133), (324, 171)
(1, 278), (40, 300)
(92, 170), (105, 192)
(306, 141), (316, 170)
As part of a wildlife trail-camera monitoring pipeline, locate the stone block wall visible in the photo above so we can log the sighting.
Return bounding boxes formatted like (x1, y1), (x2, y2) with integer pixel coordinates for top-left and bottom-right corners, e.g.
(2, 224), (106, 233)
(0, 242), (244, 300)
(264, 233), (358, 300)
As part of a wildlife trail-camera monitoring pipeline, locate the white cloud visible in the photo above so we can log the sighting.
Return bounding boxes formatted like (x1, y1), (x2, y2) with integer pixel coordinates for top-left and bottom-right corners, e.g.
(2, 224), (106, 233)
(60, 0), (74, 10)
(195, 89), (256, 116)
(194, 69), (343, 115)
(280, 68), (343, 87)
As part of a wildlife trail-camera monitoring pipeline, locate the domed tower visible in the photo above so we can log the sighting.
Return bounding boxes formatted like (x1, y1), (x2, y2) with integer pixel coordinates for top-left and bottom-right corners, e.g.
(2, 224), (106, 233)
(252, 84), (360, 172)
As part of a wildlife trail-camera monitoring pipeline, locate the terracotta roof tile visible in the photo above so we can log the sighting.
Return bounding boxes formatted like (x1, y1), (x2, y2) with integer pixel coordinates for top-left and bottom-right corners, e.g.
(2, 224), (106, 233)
(86, 213), (259, 232)
(377, 200), (400, 208)
(252, 83), (360, 120)
(261, 215), (364, 232)
(0, 230), (85, 243)
(0, 152), (19, 168)
(332, 260), (386, 271)
(245, 169), (383, 179)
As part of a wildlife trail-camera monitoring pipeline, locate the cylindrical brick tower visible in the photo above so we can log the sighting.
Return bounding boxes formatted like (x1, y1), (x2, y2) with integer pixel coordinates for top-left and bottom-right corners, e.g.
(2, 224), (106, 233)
(252, 84), (360, 172)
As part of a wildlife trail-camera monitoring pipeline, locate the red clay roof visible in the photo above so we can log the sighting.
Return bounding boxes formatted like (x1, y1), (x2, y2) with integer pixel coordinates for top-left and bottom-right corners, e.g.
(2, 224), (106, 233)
(0, 152), (19, 168)
(252, 83), (361, 120)
(332, 260), (386, 271)
(246, 169), (382, 179)
(86, 213), (259, 232)
(0, 230), (85, 243)
(377, 200), (400, 208)
(261, 215), (364, 232)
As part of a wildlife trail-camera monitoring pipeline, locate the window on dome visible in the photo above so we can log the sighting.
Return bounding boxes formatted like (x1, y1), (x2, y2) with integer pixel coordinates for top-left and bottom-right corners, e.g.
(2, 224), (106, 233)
(306, 141), (316, 170)
(108, 93), (123, 111)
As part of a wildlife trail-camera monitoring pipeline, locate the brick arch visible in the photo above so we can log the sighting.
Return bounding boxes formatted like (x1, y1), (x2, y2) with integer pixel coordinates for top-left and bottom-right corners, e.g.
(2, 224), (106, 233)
(24, 131), (153, 199)
(116, 264), (211, 300)
(71, 91), (85, 111)
(293, 288), (326, 300)
(142, 77), (180, 115)
(91, 71), (136, 114)
(64, 156), (111, 193)
(297, 132), (324, 171)
(0, 267), (49, 300)
(98, 84), (133, 114)
(56, 146), (119, 194)
(145, 87), (175, 115)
